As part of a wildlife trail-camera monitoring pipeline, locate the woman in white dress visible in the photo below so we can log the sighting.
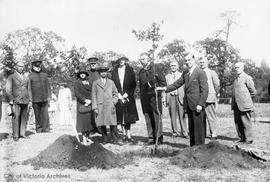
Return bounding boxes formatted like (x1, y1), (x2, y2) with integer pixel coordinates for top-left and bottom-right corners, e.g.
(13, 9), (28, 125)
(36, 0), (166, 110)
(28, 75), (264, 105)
(58, 83), (73, 125)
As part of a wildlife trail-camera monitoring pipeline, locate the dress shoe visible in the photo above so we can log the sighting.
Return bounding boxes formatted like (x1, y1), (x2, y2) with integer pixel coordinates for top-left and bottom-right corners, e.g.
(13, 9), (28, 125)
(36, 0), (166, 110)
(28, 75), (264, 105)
(112, 139), (124, 146)
(182, 135), (189, 139)
(20, 136), (30, 139)
(245, 140), (253, 144)
(36, 129), (42, 133)
(127, 138), (136, 144)
(157, 135), (163, 144)
(235, 139), (245, 143)
(13, 137), (19, 141)
(146, 138), (155, 145)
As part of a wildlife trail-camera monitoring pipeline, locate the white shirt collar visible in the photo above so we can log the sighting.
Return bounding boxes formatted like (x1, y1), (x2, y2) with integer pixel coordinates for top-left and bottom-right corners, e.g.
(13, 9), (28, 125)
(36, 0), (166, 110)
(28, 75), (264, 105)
(189, 65), (196, 75)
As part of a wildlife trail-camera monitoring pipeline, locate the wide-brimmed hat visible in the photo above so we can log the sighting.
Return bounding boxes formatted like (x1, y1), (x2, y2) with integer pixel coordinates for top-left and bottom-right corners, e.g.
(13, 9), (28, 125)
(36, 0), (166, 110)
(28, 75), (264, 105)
(97, 62), (110, 72)
(116, 56), (129, 64)
(31, 59), (42, 66)
(87, 57), (98, 63)
(77, 66), (89, 77)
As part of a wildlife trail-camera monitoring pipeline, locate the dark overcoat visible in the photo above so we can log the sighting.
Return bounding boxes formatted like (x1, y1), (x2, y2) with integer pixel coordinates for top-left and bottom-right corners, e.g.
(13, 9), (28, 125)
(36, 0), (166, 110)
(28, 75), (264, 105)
(139, 63), (166, 114)
(111, 64), (139, 125)
(28, 72), (51, 103)
(74, 79), (93, 132)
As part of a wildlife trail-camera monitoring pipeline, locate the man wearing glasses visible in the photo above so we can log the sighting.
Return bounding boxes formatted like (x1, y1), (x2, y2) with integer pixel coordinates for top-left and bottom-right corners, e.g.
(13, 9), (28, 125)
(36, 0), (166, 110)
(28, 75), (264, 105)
(157, 53), (208, 146)
(163, 60), (188, 138)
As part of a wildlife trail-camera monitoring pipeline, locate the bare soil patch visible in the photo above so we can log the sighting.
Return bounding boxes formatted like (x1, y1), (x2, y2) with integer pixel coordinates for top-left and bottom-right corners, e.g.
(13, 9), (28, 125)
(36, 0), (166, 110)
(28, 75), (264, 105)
(22, 135), (129, 170)
(170, 141), (267, 169)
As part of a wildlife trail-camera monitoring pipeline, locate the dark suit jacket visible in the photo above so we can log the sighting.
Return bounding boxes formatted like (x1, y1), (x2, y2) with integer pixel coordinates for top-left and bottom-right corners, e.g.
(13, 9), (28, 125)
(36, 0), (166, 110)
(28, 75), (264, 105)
(6, 71), (30, 104)
(167, 66), (208, 111)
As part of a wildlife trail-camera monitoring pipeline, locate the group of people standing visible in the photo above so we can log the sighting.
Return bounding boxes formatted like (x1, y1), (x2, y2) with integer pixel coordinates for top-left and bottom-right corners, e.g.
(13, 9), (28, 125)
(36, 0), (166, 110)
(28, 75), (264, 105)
(157, 52), (256, 146)
(1, 50), (257, 147)
(74, 57), (139, 145)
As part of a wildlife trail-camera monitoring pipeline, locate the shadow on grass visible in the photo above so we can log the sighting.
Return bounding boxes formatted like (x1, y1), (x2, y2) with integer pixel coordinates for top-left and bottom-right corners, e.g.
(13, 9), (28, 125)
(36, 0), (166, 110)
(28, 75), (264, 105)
(0, 133), (9, 141)
(26, 130), (35, 137)
(258, 120), (270, 124)
(217, 135), (238, 141)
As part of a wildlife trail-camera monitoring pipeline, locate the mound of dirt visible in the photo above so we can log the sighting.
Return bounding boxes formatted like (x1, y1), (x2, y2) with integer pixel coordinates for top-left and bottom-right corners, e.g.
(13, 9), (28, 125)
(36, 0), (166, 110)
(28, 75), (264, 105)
(170, 141), (266, 169)
(22, 135), (128, 170)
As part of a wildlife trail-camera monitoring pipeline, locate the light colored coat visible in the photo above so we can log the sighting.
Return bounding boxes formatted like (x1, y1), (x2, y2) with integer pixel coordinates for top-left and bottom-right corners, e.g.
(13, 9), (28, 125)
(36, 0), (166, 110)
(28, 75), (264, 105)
(203, 68), (220, 103)
(232, 72), (256, 111)
(165, 71), (185, 105)
(92, 78), (118, 127)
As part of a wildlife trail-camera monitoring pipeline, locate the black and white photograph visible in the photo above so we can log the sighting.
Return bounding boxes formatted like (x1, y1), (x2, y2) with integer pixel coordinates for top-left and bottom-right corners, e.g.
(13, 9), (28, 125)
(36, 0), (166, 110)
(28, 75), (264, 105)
(0, 0), (270, 181)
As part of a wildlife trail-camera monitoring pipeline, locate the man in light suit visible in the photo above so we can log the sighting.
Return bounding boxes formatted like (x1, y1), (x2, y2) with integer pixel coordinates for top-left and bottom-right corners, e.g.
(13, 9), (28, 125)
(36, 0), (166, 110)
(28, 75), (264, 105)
(199, 56), (220, 139)
(232, 62), (256, 144)
(164, 60), (188, 138)
(6, 62), (30, 141)
(158, 53), (209, 146)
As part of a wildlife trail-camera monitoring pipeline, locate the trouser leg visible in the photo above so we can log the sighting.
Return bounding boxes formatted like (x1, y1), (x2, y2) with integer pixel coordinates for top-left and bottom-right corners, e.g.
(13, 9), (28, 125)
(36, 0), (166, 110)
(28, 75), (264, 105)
(40, 102), (49, 131)
(32, 103), (42, 132)
(205, 103), (218, 137)
(144, 113), (153, 139)
(19, 104), (28, 137)
(241, 111), (253, 141)
(187, 107), (205, 146)
(110, 125), (118, 141)
(168, 96), (180, 134)
(12, 104), (21, 138)
(177, 98), (188, 136)
(233, 105), (244, 140)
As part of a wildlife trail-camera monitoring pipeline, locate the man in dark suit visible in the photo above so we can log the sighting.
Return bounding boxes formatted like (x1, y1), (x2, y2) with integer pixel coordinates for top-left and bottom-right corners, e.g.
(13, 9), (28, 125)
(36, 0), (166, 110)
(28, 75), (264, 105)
(28, 60), (51, 133)
(139, 52), (166, 145)
(6, 62), (30, 141)
(157, 53), (208, 146)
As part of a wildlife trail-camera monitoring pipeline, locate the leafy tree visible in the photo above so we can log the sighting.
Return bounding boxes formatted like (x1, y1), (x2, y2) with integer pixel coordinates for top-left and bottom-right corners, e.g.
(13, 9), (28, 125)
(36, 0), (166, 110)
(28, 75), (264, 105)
(214, 10), (240, 42)
(0, 27), (65, 72)
(158, 39), (189, 72)
(132, 21), (164, 61)
(197, 38), (240, 97)
(92, 51), (124, 64)
(55, 45), (88, 82)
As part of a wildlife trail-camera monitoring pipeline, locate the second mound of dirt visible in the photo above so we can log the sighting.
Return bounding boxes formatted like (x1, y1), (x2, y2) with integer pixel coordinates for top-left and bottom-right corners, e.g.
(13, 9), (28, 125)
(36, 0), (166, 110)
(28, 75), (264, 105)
(23, 135), (128, 170)
(170, 141), (266, 169)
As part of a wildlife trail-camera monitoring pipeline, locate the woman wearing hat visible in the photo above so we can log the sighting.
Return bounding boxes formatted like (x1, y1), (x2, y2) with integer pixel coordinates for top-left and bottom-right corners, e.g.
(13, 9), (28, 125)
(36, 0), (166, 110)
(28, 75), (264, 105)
(92, 62), (122, 145)
(111, 57), (139, 143)
(74, 66), (93, 145)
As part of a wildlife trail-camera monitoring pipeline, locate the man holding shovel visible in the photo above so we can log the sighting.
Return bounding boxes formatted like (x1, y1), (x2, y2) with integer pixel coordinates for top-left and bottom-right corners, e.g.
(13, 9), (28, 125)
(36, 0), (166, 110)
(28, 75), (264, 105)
(138, 52), (166, 145)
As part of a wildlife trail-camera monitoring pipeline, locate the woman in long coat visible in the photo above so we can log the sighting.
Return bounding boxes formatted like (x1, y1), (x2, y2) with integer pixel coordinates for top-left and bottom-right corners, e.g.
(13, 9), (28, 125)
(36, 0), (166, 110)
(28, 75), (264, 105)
(111, 57), (139, 142)
(74, 67), (93, 145)
(92, 63), (121, 144)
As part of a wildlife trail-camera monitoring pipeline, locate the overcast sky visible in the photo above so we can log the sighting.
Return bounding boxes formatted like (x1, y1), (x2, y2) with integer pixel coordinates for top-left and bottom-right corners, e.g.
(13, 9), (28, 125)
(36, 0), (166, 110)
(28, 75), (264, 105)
(0, 0), (269, 65)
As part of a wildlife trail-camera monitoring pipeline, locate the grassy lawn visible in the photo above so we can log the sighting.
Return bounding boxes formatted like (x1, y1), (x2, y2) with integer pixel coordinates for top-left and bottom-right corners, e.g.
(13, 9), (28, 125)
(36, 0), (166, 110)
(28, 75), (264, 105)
(0, 100), (270, 182)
